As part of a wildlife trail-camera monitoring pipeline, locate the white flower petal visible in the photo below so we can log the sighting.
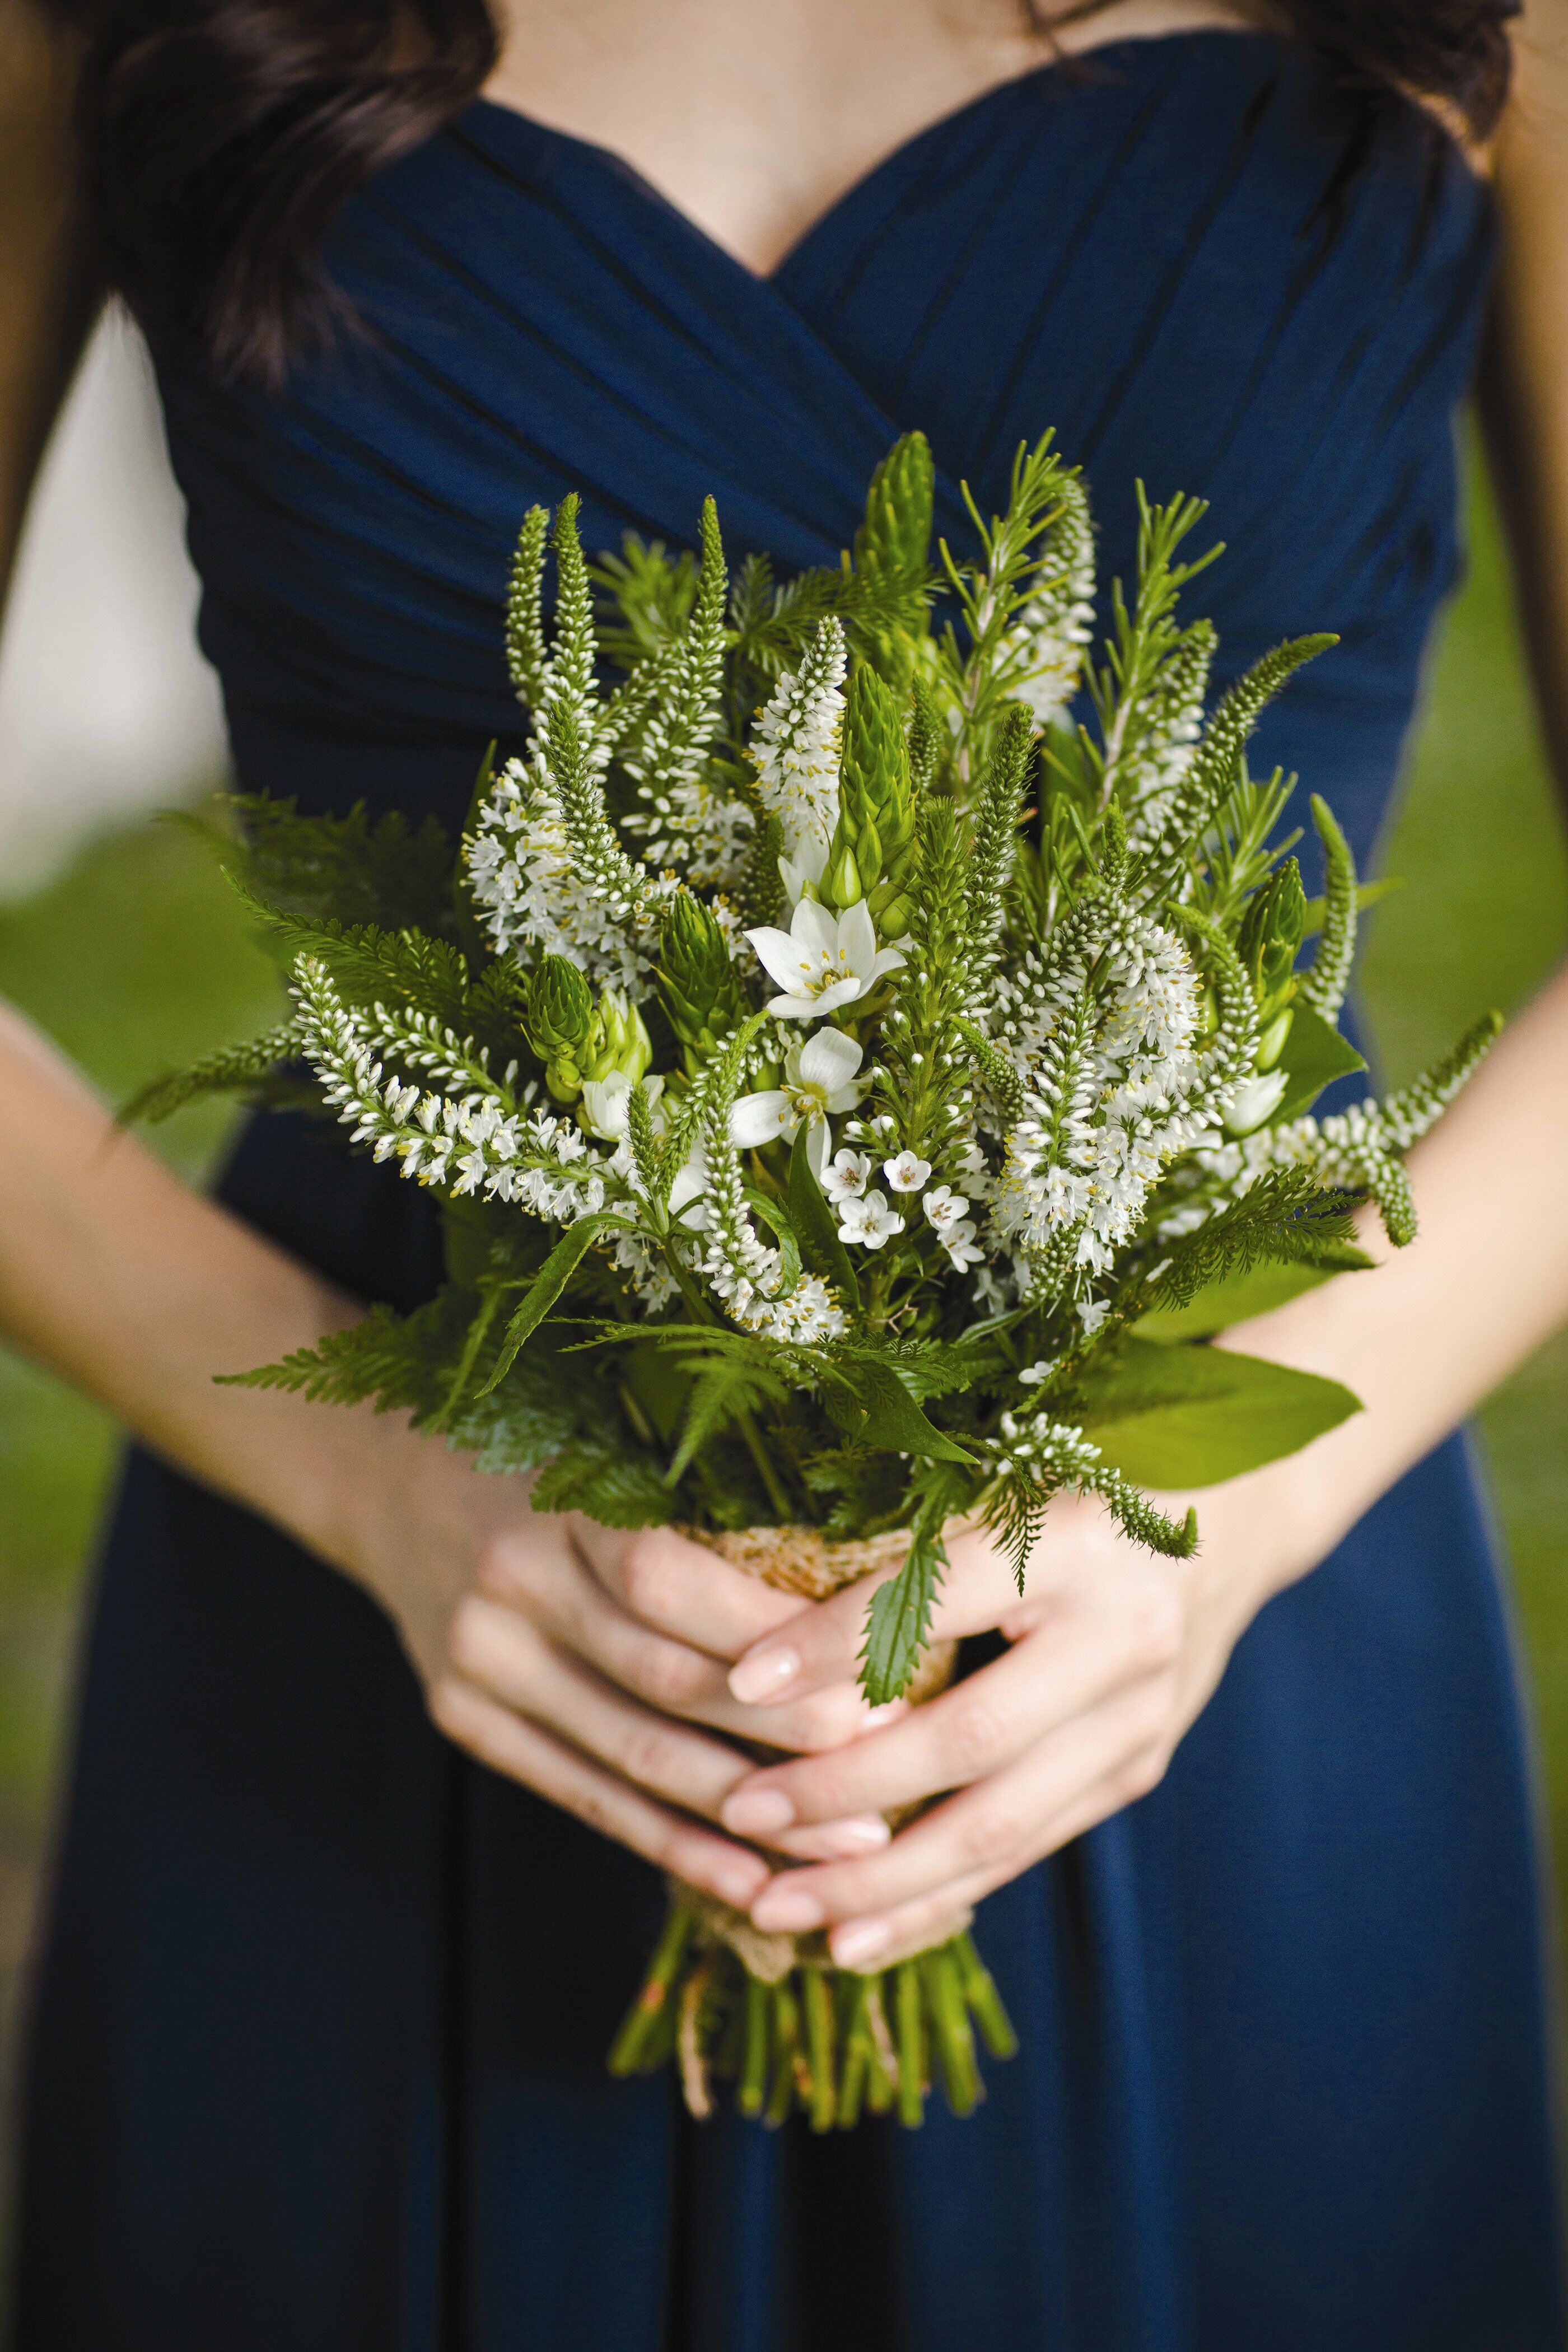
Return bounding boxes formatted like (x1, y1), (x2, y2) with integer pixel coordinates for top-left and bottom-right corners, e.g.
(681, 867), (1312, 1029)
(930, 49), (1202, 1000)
(798, 1027), (863, 1091)
(745, 925), (811, 993)
(729, 1090), (795, 1150)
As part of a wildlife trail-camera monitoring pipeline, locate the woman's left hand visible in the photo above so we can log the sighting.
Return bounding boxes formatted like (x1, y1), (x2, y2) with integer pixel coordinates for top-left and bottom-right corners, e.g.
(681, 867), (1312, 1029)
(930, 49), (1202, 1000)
(717, 1471), (1292, 1968)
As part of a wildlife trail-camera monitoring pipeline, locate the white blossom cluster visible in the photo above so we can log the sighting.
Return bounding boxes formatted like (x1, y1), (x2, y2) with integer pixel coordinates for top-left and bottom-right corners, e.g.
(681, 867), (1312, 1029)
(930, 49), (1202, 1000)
(987, 909), (1244, 1290)
(998, 477), (1097, 728)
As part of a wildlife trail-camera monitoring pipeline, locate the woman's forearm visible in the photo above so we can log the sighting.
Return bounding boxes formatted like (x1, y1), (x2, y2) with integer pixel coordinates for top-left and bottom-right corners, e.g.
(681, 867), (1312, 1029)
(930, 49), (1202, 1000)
(0, 1002), (391, 1567)
(1225, 958), (1568, 1586)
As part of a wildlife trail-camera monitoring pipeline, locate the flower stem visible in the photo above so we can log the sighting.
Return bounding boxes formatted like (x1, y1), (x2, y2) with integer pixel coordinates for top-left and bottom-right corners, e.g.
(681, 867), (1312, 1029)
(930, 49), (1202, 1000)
(608, 1899), (694, 2074)
(738, 1976), (771, 2117)
(803, 1968), (838, 2133)
(954, 1931), (1019, 2059)
(893, 1961), (926, 2127)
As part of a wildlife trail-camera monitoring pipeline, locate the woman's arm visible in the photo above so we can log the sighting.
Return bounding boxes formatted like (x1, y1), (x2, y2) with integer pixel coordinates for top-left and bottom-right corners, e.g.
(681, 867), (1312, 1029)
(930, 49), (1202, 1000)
(712, 12), (1568, 1961)
(0, 11), (884, 1895)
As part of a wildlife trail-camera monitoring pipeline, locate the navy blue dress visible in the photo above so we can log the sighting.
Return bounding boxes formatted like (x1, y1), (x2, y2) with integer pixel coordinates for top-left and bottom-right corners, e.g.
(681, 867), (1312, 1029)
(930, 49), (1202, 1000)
(14, 31), (1566, 2349)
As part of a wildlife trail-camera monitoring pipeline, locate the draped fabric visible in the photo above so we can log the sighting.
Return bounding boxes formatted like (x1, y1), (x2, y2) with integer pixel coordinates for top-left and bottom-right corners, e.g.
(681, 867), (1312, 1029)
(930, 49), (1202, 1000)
(12, 30), (1565, 2350)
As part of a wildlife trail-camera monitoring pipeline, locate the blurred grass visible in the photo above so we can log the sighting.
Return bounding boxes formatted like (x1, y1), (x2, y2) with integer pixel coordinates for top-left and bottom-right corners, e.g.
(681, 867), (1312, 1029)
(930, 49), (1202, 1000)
(0, 437), (1565, 2132)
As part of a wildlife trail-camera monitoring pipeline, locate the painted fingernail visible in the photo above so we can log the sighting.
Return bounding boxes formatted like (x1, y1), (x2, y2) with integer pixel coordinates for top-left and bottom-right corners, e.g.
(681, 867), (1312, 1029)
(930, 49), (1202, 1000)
(729, 1645), (801, 1704)
(721, 1788), (795, 1837)
(832, 1920), (891, 1968)
(750, 1886), (825, 1933)
(811, 1816), (890, 1858)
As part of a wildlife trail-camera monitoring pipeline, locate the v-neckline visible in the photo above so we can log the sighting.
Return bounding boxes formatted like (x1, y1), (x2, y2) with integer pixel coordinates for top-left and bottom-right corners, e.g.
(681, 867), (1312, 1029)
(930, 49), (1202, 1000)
(465, 27), (1268, 290)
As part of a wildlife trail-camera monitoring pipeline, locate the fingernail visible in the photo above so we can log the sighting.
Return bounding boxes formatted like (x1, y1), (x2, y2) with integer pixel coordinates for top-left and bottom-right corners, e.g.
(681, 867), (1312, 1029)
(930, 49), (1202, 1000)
(810, 1816), (890, 1858)
(750, 1886), (825, 1933)
(729, 1645), (801, 1704)
(721, 1788), (795, 1837)
(713, 1864), (765, 1908)
(832, 1920), (892, 1968)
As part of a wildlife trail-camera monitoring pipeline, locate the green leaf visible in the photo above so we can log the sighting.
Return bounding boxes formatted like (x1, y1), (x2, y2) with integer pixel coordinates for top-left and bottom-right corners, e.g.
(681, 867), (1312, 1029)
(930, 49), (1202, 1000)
(859, 1518), (946, 1706)
(1268, 1001), (1366, 1124)
(788, 1127), (861, 1307)
(1133, 1250), (1371, 1342)
(531, 1443), (674, 1528)
(482, 1214), (628, 1390)
(820, 1358), (977, 1464)
(1074, 1337), (1360, 1488)
(1300, 876), (1400, 937)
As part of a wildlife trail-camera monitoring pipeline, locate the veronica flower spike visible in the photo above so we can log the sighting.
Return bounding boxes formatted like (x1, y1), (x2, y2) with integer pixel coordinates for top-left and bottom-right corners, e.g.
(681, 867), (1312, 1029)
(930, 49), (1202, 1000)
(729, 1029), (866, 1175)
(745, 897), (904, 1020)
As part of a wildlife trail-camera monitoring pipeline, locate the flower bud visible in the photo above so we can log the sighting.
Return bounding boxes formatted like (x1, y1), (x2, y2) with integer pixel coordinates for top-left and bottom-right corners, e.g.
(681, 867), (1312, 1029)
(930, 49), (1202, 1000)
(524, 954), (595, 1099)
(820, 666), (917, 936)
(1237, 859), (1306, 1017)
(586, 991), (653, 1086)
(657, 893), (748, 1075)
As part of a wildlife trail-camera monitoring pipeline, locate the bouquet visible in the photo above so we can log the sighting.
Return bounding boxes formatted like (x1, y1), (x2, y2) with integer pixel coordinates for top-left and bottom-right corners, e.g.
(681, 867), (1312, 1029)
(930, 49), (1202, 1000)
(137, 431), (1497, 2130)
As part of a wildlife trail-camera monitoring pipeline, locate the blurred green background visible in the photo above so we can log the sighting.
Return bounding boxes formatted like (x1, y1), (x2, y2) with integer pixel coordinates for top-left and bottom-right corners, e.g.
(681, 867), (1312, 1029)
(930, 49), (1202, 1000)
(0, 443), (1565, 2185)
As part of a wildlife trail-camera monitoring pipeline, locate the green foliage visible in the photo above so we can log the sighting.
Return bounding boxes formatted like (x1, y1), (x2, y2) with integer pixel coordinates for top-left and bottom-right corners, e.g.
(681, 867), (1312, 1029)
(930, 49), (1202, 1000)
(1072, 1337), (1361, 1488)
(122, 1023), (301, 1126)
(858, 1482), (955, 1707)
(1268, 1001), (1368, 1123)
(658, 892), (748, 1071)
(222, 795), (454, 932)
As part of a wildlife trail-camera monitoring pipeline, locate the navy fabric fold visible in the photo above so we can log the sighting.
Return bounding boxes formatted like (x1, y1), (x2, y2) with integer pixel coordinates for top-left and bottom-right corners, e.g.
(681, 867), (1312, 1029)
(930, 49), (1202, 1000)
(13, 29), (1564, 2351)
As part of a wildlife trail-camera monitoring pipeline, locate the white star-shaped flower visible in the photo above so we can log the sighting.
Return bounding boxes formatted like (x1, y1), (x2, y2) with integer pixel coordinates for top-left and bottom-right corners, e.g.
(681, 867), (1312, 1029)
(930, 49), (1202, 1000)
(922, 1183), (970, 1232)
(941, 1219), (985, 1271)
(822, 1149), (872, 1203)
(729, 1029), (865, 1177)
(883, 1150), (932, 1194)
(745, 898), (904, 1021)
(836, 1188), (904, 1250)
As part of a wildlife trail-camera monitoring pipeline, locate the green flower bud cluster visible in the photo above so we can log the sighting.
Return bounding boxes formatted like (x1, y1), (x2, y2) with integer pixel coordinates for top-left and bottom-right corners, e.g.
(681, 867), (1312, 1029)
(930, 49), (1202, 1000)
(1235, 858), (1306, 1068)
(656, 893), (748, 1077)
(524, 954), (651, 1099)
(819, 666), (918, 939)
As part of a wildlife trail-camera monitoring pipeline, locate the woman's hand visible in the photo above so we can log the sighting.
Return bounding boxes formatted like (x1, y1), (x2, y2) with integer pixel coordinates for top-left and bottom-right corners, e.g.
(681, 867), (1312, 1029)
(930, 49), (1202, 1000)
(343, 1426), (903, 1910)
(715, 1471), (1290, 1967)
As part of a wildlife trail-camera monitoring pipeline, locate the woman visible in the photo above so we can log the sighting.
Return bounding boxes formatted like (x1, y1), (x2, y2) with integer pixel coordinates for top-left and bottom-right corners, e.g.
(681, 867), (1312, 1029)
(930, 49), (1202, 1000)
(3, 0), (1567, 2341)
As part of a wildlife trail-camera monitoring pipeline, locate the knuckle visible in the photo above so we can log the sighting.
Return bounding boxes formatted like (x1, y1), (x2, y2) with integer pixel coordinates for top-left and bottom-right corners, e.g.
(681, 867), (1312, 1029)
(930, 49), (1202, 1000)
(1127, 1579), (1184, 1670)
(617, 1721), (682, 1795)
(445, 1596), (497, 1680)
(942, 1696), (1005, 1777)
(1116, 1746), (1169, 1805)
(619, 1530), (684, 1624)
(631, 1636), (707, 1712)
(960, 1803), (1028, 1869)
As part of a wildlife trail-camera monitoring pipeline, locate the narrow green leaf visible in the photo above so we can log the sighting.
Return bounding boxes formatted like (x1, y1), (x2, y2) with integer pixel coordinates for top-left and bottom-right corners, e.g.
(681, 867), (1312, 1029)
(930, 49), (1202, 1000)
(788, 1127), (861, 1308)
(1074, 1337), (1360, 1488)
(481, 1214), (626, 1390)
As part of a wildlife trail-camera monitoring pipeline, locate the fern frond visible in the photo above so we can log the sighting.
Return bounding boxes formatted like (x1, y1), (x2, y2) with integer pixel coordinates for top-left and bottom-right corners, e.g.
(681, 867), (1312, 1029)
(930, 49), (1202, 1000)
(121, 1024), (304, 1127)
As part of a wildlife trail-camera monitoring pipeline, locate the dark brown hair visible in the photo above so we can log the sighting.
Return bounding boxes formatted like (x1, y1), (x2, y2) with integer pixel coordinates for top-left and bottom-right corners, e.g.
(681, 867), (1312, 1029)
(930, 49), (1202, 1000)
(50, 0), (1514, 384)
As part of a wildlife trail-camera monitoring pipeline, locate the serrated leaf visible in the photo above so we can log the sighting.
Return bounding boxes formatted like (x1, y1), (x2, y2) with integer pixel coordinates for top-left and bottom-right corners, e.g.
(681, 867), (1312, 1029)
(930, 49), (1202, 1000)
(820, 1359), (977, 1463)
(1268, 1001), (1366, 1124)
(482, 1214), (629, 1390)
(788, 1127), (860, 1306)
(1074, 1337), (1360, 1488)
(858, 1519), (946, 1706)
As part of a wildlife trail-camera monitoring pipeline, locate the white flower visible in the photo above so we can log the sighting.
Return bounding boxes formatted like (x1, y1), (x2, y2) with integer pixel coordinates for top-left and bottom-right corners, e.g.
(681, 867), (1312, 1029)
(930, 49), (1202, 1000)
(1223, 1067), (1290, 1137)
(822, 1149), (872, 1203)
(837, 1191), (903, 1248)
(1018, 1359), (1053, 1385)
(745, 898), (904, 1021)
(1077, 1298), (1111, 1334)
(580, 1071), (664, 1143)
(836, 1188), (905, 1250)
(730, 1028), (865, 1176)
(922, 1184), (970, 1233)
(941, 1219), (985, 1271)
(883, 1150), (932, 1193)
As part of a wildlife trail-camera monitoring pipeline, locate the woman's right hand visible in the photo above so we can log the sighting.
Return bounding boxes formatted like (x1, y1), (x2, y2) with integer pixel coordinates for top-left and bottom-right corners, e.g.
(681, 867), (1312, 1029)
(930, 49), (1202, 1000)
(342, 1420), (901, 1908)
